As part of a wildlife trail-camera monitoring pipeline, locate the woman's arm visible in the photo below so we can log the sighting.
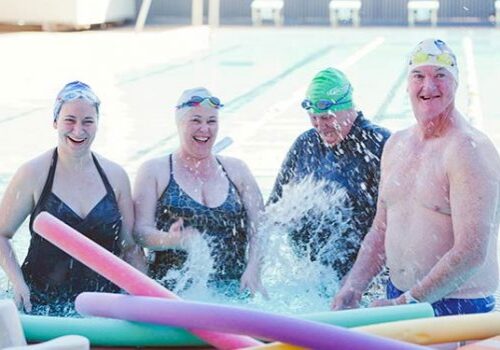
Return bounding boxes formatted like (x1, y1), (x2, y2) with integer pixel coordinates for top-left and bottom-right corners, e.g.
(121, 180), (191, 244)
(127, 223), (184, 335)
(0, 162), (38, 312)
(112, 164), (147, 272)
(225, 158), (268, 297)
(133, 159), (187, 250)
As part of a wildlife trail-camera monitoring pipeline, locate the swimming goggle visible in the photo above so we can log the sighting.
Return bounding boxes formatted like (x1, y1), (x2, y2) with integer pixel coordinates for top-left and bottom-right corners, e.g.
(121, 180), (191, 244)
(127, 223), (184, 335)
(176, 96), (224, 109)
(410, 51), (456, 67)
(301, 85), (352, 112)
(53, 81), (101, 121)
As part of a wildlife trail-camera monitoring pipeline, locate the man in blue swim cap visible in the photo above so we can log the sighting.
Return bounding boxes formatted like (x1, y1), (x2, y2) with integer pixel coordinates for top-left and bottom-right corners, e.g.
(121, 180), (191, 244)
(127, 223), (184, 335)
(333, 39), (500, 317)
(268, 68), (390, 280)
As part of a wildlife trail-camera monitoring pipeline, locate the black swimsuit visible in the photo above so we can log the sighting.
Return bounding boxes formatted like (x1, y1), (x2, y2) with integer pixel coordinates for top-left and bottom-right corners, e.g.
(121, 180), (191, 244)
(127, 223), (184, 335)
(21, 149), (121, 316)
(149, 155), (248, 288)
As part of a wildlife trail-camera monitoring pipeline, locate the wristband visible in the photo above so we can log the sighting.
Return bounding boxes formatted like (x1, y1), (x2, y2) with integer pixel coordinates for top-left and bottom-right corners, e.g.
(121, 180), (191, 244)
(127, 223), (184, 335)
(402, 290), (420, 304)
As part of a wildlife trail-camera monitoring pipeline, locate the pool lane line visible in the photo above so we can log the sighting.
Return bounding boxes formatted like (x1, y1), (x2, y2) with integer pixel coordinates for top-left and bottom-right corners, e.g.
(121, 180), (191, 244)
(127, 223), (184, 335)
(0, 46), (242, 125)
(127, 36), (386, 165)
(117, 45), (241, 85)
(373, 64), (407, 122)
(125, 43), (338, 164)
(222, 38), (387, 114)
(222, 44), (337, 113)
(220, 36), (387, 150)
(337, 37), (385, 71)
(212, 136), (233, 154)
(463, 36), (484, 131)
(0, 107), (45, 125)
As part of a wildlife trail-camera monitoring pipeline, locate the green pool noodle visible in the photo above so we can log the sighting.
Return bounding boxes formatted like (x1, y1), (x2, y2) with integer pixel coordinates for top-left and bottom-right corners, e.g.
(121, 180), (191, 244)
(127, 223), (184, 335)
(21, 303), (434, 346)
(301, 303), (435, 327)
(20, 315), (204, 347)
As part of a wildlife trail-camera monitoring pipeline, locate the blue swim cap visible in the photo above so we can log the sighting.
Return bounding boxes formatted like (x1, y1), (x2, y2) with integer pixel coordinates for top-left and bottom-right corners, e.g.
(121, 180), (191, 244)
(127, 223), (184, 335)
(53, 81), (101, 121)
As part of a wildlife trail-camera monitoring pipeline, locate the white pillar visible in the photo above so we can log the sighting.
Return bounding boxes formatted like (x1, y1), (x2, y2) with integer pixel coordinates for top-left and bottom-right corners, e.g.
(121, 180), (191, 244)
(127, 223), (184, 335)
(192, 0), (204, 25)
(208, 0), (220, 27)
(135, 0), (152, 31)
(495, 1), (500, 27)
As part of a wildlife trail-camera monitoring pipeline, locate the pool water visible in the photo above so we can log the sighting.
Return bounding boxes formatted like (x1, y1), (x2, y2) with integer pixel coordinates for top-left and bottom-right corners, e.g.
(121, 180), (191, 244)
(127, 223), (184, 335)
(0, 25), (499, 314)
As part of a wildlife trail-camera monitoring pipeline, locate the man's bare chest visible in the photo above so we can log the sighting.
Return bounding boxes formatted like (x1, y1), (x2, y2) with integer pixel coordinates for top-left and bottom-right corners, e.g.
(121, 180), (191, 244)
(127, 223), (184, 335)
(382, 149), (450, 213)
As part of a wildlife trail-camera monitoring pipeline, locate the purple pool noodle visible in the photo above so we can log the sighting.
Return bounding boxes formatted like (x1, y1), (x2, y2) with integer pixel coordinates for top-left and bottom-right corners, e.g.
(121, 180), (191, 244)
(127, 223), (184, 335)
(76, 293), (428, 350)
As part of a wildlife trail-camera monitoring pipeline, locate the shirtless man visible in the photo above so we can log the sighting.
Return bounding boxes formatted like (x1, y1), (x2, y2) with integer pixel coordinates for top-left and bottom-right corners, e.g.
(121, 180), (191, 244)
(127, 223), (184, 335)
(331, 39), (500, 316)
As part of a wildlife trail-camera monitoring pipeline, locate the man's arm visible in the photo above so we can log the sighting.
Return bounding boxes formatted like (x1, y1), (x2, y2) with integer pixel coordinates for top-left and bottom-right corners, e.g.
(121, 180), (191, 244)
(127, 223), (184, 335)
(331, 198), (388, 310)
(331, 131), (395, 310)
(396, 136), (500, 304)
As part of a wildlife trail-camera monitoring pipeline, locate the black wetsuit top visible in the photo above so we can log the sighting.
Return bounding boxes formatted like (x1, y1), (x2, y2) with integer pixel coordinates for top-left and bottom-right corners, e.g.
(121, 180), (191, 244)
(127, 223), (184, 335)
(21, 149), (121, 316)
(149, 155), (248, 288)
(267, 113), (390, 278)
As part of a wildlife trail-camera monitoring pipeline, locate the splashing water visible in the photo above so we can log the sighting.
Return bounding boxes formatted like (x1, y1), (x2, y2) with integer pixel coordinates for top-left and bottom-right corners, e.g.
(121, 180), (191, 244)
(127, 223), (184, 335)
(258, 176), (353, 313)
(163, 234), (215, 296)
(159, 175), (355, 314)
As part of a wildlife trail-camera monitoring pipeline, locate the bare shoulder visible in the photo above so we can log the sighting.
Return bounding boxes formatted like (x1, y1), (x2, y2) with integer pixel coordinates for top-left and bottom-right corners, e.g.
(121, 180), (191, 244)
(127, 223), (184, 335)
(16, 150), (53, 186)
(21, 149), (53, 171)
(380, 127), (413, 159)
(445, 126), (500, 176)
(93, 153), (130, 185)
(137, 155), (170, 178)
(217, 155), (252, 180)
(386, 128), (412, 146)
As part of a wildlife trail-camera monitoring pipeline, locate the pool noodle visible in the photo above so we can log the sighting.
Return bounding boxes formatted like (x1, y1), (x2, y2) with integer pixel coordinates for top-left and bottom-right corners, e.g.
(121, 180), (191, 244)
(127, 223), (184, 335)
(256, 312), (500, 349)
(20, 303), (433, 346)
(32, 211), (260, 349)
(356, 312), (500, 345)
(20, 315), (204, 347)
(76, 292), (429, 350)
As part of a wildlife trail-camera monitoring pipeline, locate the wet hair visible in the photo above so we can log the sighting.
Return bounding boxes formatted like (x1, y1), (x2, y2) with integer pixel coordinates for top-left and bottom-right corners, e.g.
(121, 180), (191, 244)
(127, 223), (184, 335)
(53, 81), (101, 121)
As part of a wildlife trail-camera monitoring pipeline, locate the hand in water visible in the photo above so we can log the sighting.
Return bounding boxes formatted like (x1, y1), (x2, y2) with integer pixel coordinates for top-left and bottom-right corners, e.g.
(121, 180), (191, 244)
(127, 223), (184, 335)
(13, 280), (32, 313)
(167, 219), (202, 248)
(331, 285), (362, 310)
(240, 263), (269, 299)
(370, 297), (403, 307)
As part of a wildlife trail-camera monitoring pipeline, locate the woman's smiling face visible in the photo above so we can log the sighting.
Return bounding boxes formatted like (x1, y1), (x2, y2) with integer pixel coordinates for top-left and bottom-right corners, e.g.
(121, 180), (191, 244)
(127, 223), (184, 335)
(54, 99), (98, 154)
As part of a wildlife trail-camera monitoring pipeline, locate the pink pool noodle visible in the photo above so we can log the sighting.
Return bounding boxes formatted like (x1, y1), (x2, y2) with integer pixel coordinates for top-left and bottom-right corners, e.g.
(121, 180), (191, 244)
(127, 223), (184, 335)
(76, 293), (429, 350)
(32, 211), (261, 349)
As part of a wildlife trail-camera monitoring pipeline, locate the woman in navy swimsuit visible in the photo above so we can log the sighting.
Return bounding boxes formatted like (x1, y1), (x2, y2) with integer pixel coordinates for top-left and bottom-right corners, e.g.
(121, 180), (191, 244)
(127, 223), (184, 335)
(0, 81), (144, 315)
(133, 87), (267, 297)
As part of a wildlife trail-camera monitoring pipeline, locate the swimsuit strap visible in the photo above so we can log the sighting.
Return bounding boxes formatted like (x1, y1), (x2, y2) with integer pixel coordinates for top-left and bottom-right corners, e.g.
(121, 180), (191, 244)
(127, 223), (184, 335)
(40, 148), (59, 203)
(91, 153), (116, 200)
(169, 154), (174, 177)
(30, 148), (58, 222)
(215, 157), (241, 197)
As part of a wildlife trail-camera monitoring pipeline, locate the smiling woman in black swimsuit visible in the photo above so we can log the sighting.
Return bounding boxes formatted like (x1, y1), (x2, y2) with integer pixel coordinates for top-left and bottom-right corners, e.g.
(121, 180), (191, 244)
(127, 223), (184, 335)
(0, 81), (145, 316)
(133, 87), (267, 297)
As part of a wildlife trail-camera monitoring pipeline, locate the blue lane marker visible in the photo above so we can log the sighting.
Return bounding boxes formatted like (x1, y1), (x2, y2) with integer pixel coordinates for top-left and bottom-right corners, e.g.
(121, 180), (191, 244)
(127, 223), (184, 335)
(223, 45), (335, 113)
(117, 46), (241, 85)
(0, 107), (45, 125)
(127, 45), (335, 163)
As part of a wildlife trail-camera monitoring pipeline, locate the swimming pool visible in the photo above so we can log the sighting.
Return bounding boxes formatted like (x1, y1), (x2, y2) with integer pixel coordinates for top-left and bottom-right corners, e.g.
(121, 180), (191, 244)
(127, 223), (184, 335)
(0, 25), (499, 312)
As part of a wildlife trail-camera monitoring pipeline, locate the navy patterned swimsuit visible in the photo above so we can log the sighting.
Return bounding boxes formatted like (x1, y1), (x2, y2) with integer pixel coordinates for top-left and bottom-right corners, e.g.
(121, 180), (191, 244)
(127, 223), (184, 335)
(268, 113), (390, 278)
(149, 154), (248, 288)
(22, 149), (121, 316)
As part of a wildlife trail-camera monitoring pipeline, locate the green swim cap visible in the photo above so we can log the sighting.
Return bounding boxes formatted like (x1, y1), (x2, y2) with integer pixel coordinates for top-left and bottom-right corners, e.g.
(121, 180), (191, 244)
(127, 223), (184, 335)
(305, 68), (353, 114)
